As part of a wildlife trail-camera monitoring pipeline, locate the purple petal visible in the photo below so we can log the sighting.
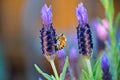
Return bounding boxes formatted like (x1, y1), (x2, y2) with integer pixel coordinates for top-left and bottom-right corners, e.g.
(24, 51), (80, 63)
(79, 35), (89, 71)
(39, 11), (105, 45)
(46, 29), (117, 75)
(69, 48), (78, 61)
(76, 3), (88, 25)
(57, 49), (66, 58)
(41, 4), (52, 25)
(57, 49), (66, 72)
(101, 53), (109, 73)
(38, 77), (43, 80)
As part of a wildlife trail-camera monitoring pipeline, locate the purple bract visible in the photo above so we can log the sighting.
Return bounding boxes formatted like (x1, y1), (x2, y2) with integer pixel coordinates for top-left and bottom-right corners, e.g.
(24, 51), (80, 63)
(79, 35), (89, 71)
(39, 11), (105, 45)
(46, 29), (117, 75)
(101, 53), (109, 73)
(76, 3), (88, 25)
(101, 53), (112, 80)
(41, 4), (52, 25)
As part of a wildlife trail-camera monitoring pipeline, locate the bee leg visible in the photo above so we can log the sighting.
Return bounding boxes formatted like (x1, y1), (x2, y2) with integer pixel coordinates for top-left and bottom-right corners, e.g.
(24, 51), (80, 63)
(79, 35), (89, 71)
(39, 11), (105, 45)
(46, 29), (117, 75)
(53, 43), (57, 46)
(56, 36), (59, 40)
(53, 44), (59, 51)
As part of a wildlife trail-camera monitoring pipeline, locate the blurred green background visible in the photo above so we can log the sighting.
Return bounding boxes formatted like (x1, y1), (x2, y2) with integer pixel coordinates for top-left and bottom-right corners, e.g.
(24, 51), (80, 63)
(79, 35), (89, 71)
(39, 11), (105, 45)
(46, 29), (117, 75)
(0, 0), (120, 80)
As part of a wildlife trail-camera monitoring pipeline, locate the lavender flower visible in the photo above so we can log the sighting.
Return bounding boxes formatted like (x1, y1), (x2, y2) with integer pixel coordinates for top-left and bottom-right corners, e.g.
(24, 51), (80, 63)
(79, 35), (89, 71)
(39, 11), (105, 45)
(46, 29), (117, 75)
(101, 54), (112, 80)
(96, 18), (109, 41)
(40, 4), (57, 56)
(38, 77), (43, 80)
(69, 48), (80, 80)
(76, 3), (93, 56)
(57, 49), (66, 72)
(57, 49), (72, 80)
(69, 48), (78, 62)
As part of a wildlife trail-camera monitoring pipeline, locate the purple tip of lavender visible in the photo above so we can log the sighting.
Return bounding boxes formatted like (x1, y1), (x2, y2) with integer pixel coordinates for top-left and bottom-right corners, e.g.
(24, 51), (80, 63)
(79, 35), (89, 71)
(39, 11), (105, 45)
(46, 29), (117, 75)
(76, 3), (88, 25)
(41, 4), (52, 25)
(38, 77), (43, 80)
(101, 54), (112, 80)
(69, 48), (78, 61)
(57, 49), (66, 58)
(101, 53), (109, 73)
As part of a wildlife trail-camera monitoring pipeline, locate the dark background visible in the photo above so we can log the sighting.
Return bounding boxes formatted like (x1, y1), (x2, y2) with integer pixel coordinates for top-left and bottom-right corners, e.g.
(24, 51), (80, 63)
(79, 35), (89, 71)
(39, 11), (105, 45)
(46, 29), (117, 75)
(0, 0), (120, 80)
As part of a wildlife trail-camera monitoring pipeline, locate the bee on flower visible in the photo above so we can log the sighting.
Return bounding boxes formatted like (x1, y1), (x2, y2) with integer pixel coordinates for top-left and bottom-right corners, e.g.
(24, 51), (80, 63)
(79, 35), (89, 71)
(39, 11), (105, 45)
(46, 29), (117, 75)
(55, 33), (67, 50)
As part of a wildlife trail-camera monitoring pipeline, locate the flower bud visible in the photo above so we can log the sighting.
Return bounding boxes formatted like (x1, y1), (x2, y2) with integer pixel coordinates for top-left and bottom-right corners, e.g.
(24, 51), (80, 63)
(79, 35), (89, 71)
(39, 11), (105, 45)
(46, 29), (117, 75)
(101, 54), (112, 80)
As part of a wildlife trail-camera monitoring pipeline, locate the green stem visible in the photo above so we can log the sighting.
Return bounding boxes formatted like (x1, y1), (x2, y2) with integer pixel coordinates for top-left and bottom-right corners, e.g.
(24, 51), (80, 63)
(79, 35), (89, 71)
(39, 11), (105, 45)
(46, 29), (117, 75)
(85, 58), (93, 80)
(49, 60), (59, 80)
(109, 18), (118, 80)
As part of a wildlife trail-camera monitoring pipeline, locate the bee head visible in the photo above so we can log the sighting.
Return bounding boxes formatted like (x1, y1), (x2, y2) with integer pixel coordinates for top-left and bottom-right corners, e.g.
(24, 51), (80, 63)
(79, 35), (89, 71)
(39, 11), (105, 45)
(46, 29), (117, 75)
(57, 33), (66, 41)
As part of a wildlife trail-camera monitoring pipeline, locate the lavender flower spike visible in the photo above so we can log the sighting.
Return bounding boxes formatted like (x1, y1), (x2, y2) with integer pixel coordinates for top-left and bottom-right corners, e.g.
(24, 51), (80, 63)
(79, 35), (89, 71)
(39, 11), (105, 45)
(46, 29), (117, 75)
(69, 48), (79, 80)
(40, 4), (57, 57)
(76, 3), (88, 25)
(38, 77), (43, 80)
(41, 4), (52, 25)
(76, 3), (93, 57)
(69, 48), (78, 62)
(101, 54), (112, 80)
(57, 49), (66, 72)
(57, 49), (72, 80)
(57, 49), (66, 60)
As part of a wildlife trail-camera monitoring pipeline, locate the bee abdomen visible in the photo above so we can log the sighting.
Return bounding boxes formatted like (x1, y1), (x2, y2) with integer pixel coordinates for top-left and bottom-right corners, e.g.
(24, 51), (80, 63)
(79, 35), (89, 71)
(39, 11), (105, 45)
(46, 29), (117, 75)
(56, 41), (65, 50)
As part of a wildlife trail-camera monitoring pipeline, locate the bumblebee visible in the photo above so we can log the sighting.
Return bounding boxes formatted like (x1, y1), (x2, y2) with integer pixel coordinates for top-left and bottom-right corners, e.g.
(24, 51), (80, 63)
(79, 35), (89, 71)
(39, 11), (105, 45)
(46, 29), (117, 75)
(55, 33), (67, 50)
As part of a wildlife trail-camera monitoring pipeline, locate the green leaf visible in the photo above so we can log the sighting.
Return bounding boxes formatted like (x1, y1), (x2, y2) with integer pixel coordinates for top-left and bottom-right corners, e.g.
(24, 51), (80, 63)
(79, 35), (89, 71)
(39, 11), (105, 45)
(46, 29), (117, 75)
(109, 0), (114, 22)
(114, 12), (120, 30)
(59, 56), (69, 80)
(100, 0), (109, 10)
(93, 58), (100, 77)
(51, 75), (56, 80)
(81, 69), (89, 80)
(100, 0), (114, 26)
(34, 64), (53, 80)
(93, 58), (102, 80)
(117, 58), (120, 80)
(104, 41), (112, 53)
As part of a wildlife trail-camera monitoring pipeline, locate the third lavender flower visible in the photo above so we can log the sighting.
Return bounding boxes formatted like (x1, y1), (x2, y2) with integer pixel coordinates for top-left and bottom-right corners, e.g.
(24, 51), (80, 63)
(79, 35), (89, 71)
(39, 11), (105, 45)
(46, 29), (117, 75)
(101, 54), (112, 80)
(69, 48), (80, 80)
(57, 49), (72, 80)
